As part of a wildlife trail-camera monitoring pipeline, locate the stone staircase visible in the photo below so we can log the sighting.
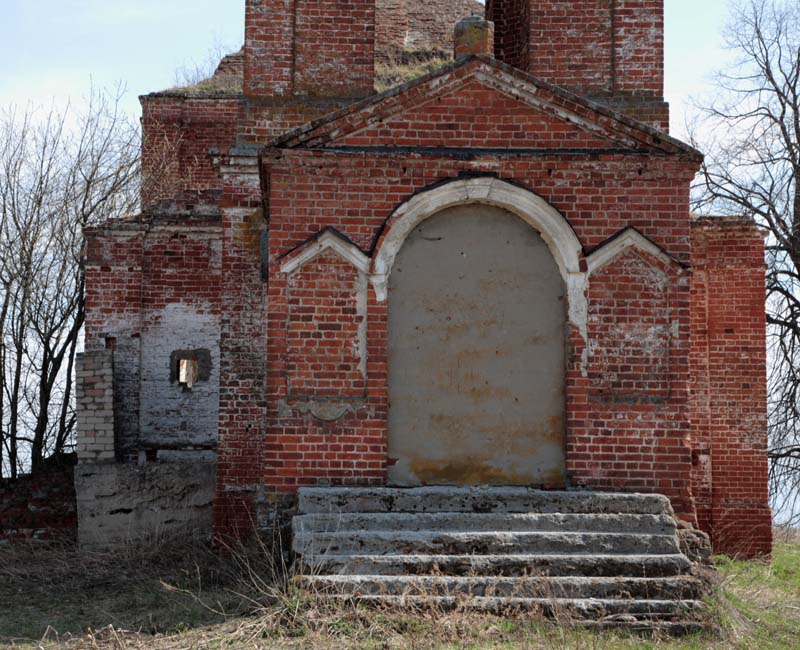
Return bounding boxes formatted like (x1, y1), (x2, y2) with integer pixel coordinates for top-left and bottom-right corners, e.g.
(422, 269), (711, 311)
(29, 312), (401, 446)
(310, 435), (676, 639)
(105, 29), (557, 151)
(292, 487), (707, 633)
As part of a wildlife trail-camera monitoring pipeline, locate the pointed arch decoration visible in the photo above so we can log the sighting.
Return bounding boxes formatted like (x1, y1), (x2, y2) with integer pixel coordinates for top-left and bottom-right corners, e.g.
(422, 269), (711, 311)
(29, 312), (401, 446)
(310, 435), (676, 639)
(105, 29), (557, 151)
(585, 227), (685, 278)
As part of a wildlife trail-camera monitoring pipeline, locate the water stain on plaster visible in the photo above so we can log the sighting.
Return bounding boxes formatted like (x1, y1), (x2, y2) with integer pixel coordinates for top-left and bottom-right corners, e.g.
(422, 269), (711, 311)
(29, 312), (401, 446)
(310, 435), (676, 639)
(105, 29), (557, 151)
(407, 457), (566, 488)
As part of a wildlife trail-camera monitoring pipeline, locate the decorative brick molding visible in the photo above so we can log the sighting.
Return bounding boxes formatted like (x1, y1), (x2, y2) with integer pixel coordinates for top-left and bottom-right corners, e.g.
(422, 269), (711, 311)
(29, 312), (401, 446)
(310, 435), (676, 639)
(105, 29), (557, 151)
(76, 350), (116, 464)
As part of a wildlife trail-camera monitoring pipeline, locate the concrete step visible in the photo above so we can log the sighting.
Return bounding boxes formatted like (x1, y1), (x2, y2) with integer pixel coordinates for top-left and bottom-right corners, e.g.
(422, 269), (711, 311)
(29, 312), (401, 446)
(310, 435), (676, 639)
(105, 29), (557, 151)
(300, 553), (693, 578)
(296, 575), (705, 601)
(297, 487), (673, 516)
(293, 530), (681, 557)
(316, 593), (704, 620)
(293, 512), (678, 536)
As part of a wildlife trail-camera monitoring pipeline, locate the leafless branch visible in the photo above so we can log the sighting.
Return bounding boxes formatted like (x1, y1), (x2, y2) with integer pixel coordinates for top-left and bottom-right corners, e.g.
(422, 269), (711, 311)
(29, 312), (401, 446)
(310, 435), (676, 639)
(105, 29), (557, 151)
(0, 87), (140, 478)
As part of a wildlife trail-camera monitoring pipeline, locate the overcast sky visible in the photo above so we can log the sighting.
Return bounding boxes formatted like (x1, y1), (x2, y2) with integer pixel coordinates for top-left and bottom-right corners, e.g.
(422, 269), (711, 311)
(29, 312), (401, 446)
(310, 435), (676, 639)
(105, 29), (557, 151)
(0, 1), (734, 138)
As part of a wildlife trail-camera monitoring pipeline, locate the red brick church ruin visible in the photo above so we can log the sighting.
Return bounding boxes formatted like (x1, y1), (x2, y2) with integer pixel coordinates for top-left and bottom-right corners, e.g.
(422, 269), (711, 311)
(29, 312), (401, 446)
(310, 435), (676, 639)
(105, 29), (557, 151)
(73, 0), (772, 566)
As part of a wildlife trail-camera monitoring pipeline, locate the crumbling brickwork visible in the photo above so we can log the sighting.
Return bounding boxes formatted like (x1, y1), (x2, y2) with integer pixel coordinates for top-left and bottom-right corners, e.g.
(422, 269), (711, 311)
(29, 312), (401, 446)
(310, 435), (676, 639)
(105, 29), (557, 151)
(690, 217), (772, 557)
(75, 351), (115, 463)
(77, 210), (223, 546)
(141, 96), (238, 206)
(84, 208), (223, 460)
(140, 0), (486, 207)
(1, 460), (77, 543)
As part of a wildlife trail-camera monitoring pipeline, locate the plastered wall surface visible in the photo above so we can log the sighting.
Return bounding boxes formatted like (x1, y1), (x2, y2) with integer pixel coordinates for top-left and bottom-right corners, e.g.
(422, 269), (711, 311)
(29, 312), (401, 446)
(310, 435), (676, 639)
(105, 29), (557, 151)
(387, 205), (566, 487)
(74, 463), (216, 547)
(139, 304), (220, 451)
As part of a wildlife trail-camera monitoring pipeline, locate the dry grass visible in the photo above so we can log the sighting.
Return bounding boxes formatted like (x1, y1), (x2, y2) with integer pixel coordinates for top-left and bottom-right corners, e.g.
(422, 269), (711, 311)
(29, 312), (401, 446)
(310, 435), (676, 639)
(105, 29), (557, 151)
(3, 535), (800, 649)
(161, 50), (453, 97)
(165, 74), (243, 96)
(375, 52), (454, 93)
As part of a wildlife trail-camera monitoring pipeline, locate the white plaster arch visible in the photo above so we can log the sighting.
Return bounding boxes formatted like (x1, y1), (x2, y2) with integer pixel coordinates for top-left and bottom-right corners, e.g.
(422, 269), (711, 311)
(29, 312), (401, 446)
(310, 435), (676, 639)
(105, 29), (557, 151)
(370, 177), (588, 335)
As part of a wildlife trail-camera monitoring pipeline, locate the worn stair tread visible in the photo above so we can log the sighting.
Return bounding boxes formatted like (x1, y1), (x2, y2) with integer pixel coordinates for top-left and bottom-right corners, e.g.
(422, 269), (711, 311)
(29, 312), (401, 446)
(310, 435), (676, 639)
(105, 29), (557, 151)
(297, 487), (674, 515)
(296, 574), (704, 599)
(302, 552), (693, 563)
(292, 488), (704, 631)
(300, 553), (693, 577)
(298, 574), (703, 586)
(293, 512), (678, 535)
(317, 593), (704, 615)
(293, 530), (680, 556)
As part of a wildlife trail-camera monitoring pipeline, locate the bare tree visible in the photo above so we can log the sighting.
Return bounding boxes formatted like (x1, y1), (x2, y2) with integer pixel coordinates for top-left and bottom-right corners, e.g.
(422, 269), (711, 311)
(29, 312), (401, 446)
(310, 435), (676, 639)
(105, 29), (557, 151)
(0, 89), (140, 478)
(691, 0), (800, 522)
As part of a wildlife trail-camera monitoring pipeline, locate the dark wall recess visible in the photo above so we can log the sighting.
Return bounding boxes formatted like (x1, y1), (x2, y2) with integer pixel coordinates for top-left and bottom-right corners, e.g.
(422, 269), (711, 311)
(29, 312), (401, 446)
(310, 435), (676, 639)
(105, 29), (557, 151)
(170, 349), (212, 384)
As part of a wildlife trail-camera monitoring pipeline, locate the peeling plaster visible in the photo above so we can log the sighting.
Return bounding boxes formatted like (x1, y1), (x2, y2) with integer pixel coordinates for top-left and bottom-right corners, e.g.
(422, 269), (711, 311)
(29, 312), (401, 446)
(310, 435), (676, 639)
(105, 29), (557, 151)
(139, 304), (220, 448)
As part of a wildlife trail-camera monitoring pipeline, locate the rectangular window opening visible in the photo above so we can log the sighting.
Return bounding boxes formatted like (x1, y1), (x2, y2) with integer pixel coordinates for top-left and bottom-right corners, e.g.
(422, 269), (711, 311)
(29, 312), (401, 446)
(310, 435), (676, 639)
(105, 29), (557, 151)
(178, 358), (200, 389)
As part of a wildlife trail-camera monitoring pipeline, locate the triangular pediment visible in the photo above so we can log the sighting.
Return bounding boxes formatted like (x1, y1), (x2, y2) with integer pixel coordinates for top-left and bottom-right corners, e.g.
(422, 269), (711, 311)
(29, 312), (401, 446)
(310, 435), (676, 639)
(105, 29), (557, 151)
(585, 227), (687, 277)
(268, 56), (701, 159)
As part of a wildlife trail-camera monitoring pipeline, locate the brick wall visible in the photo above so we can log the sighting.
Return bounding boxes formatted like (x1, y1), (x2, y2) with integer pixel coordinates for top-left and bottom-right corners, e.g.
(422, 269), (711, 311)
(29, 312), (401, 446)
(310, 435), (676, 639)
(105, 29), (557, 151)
(486, 0), (530, 70)
(78, 211), (223, 546)
(587, 248), (681, 402)
(488, 0), (668, 129)
(244, 0), (375, 99)
(83, 222), (143, 458)
(256, 143), (698, 519)
(527, 0), (614, 95)
(615, 0), (665, 98)
(0, 460), (77, 543)
(212, 155), (270, 537)
(376, 0), (409, 57)
(85, 2), (771, 559)
(286, 252), (368, 397)
(84, 209), (224, 459)
(140, 95), (239, 207)
(76, 351), (116, 463)
(579, 246), (692, 515)
(690, 217), (772, 558)
(244, 0), (295, 98)
(141, 0), (670, 209)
